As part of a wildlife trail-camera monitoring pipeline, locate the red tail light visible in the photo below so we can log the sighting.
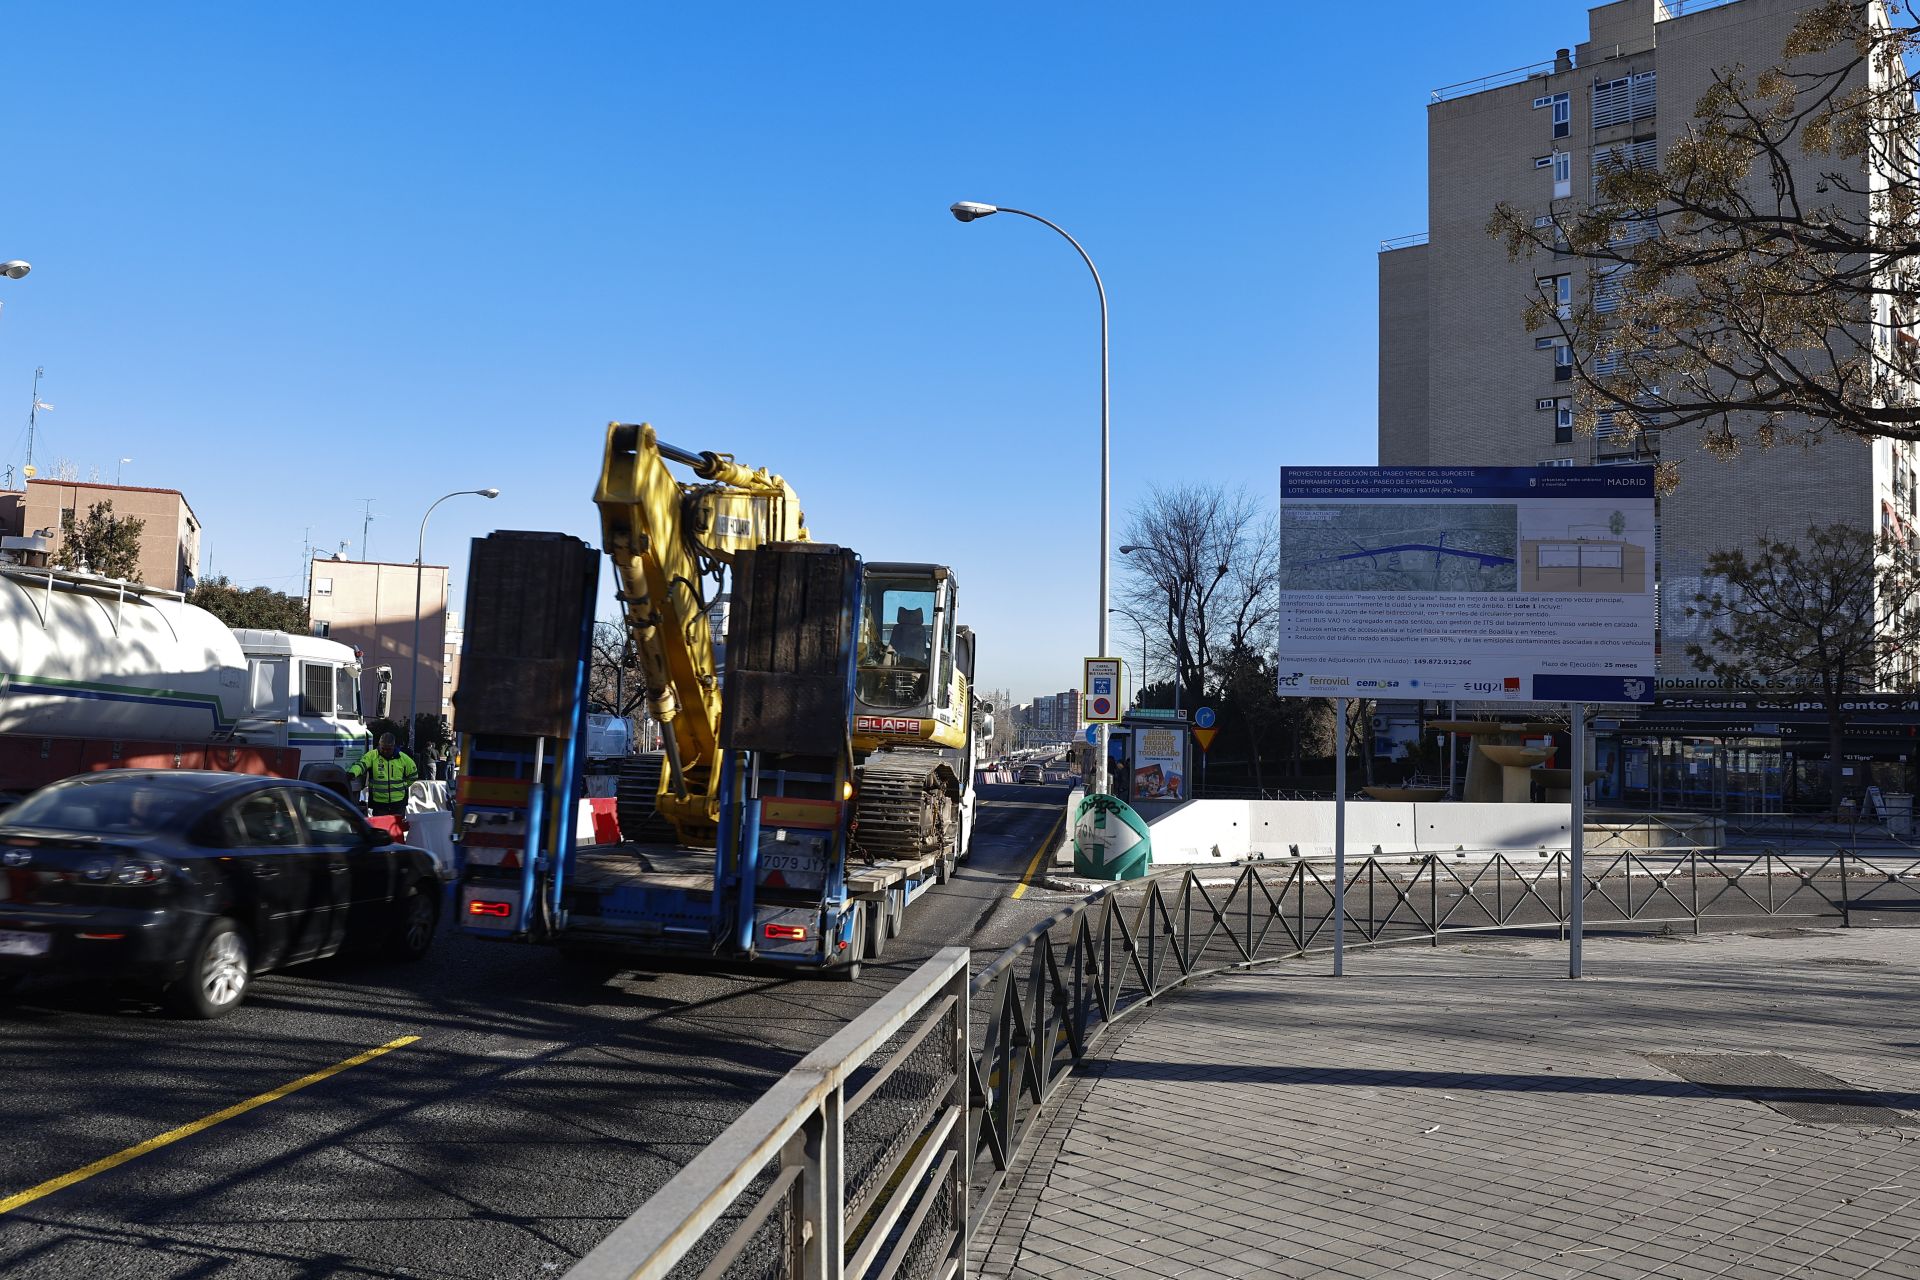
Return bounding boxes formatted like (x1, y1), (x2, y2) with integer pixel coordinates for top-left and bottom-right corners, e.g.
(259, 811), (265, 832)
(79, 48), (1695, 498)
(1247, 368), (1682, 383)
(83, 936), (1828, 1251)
(468, 900), (511, 918)
(763, 923), (808, 941)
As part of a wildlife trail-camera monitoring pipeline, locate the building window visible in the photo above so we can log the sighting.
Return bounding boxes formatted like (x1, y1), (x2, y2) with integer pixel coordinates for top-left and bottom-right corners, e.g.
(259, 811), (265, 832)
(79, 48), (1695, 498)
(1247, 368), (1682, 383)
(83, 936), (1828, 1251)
(313, 575), (333, 596)
(313, 620), (331, 638)
(1552, 151), (1571, 199)
(1538, 458), (1575, 468)
(1555, 344), (1574, 382)
(1533, 91), (1571, 139)
(1593, 72), (1655, 128)
(1555, 398), (1574, 442)
(1593, 263), (1629, 314)
(1542, 274), (1572, 319)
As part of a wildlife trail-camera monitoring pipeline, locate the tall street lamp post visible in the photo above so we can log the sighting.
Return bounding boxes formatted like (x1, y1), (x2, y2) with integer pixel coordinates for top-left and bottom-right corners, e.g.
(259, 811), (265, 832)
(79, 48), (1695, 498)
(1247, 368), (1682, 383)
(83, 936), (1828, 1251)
(1109, 605), (1150, 709)
(409, 487), (500, 763)
(0, 261), (30, 281)
(951, 200), (1112, 793)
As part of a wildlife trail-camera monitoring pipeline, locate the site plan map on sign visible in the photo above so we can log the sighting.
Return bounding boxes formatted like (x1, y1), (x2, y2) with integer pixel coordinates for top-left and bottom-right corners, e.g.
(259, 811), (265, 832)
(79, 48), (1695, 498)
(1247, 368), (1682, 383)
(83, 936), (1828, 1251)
(1282, 503), (1518, 593)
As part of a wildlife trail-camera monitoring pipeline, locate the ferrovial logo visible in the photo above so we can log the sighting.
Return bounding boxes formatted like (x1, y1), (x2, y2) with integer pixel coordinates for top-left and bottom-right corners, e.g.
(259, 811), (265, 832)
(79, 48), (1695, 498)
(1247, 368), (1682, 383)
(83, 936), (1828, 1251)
(1309, 677), (1345, 688)
(1276, 672), (1305, 688)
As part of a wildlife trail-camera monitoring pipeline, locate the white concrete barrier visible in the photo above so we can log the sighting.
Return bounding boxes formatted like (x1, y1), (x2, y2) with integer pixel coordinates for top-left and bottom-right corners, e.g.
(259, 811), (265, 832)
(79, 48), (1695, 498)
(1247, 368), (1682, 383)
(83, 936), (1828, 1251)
(1145, 799), (1574, 864)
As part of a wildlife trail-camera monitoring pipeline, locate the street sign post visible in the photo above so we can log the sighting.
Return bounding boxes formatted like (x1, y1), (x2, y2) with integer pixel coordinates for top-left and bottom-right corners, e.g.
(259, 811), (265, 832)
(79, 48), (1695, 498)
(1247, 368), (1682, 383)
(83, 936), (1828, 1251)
(1084, 657), (1122, 724)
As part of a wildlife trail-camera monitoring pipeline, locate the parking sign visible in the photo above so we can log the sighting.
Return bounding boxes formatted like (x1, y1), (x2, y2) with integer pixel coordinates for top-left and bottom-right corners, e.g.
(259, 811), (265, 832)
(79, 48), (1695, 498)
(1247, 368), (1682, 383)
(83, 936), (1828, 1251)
(1083, 657), (1122, 724)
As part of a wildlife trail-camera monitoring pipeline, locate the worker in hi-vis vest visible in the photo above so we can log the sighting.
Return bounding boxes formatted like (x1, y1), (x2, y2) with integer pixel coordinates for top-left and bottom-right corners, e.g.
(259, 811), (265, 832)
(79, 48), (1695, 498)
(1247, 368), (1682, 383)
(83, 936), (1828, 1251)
(349, 732), (419, 817)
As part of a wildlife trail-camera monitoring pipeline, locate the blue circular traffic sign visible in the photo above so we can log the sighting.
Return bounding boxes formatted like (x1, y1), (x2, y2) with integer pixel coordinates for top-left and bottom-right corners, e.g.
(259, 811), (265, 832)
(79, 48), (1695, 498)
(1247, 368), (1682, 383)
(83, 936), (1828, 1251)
(1194, 706), (1217, 729)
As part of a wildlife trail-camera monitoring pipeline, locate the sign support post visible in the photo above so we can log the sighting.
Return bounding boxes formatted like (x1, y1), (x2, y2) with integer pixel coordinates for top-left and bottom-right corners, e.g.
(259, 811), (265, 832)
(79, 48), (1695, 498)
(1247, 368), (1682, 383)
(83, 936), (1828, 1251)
(1334, 695), (1347, 977)
(1569, 702), (1585, 979)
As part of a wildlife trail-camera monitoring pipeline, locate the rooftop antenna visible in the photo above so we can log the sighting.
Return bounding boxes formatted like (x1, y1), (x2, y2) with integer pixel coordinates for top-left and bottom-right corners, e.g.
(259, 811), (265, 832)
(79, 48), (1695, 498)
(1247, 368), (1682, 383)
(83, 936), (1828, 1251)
(22, 367), (49, 480)
(359, 499), (376, 560)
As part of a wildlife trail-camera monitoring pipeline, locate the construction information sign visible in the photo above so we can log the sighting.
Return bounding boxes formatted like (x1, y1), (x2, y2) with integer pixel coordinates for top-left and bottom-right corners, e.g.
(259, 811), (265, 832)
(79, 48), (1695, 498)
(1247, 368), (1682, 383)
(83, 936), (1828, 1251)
(1277, 466), (1656, 704)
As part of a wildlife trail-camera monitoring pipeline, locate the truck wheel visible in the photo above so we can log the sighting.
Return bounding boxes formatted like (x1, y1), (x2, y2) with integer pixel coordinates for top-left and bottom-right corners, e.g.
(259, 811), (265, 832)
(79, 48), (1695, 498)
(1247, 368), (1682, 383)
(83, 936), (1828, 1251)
(864, 898), (889, 960)
(886, 888), (905, 940)
(168, 919), (251, 1020)
(387, 883), (439, 961)
(836, 905), (865, 982)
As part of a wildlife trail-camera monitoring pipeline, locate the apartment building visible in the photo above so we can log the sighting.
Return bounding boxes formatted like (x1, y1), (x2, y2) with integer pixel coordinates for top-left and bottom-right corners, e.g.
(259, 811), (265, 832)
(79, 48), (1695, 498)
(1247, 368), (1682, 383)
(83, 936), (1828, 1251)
(1379, 0), (1918, 674)
(7, 479), (203, 590)
(306, 557), (449, 725)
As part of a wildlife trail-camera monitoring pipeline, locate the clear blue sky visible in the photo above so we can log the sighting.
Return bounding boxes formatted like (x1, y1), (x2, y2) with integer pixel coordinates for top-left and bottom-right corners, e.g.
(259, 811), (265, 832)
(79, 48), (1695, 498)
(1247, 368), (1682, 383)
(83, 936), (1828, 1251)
(1, 2), (1580, 701)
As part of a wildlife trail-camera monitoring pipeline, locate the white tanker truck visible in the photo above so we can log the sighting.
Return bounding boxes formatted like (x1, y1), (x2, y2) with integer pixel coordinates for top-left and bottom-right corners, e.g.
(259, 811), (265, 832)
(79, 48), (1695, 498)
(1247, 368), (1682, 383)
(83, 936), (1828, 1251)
(0, 563), (371, 802)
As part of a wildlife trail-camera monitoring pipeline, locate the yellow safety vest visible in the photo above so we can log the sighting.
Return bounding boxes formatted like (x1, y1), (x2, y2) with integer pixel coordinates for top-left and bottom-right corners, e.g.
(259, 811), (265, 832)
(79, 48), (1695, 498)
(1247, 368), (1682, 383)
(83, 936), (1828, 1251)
(350, 749), (419, 804)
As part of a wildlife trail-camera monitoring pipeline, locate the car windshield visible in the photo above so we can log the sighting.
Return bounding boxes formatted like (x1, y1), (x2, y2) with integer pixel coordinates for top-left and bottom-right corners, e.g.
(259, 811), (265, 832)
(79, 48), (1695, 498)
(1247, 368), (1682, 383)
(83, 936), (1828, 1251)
(0, 775), (208, 834)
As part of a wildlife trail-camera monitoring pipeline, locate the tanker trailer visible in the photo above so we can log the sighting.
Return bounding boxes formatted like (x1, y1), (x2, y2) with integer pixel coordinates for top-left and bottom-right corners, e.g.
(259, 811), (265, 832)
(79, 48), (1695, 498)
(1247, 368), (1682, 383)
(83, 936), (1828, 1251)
(0, 564), (367, 801)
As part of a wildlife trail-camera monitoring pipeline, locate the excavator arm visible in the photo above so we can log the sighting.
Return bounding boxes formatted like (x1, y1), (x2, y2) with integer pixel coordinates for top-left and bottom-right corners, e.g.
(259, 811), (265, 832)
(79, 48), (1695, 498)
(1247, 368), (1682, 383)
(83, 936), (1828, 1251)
(593, 421), (807, 846)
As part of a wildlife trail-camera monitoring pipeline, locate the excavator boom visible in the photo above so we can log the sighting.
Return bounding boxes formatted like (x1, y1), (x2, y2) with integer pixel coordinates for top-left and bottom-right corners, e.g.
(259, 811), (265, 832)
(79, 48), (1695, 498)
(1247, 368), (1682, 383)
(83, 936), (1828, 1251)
(593, 421), (806, 845)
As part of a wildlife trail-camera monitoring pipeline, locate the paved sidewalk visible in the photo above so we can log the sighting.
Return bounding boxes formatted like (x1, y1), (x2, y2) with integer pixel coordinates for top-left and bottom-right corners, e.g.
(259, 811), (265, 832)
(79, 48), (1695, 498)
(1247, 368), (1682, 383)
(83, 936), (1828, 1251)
(974, 928), (1920, 1279)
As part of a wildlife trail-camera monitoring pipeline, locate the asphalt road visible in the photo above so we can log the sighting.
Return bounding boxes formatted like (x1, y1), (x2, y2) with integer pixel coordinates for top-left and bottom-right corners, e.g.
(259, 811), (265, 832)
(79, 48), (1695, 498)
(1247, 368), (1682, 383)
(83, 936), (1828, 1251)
(0, 783), (1076, 1280)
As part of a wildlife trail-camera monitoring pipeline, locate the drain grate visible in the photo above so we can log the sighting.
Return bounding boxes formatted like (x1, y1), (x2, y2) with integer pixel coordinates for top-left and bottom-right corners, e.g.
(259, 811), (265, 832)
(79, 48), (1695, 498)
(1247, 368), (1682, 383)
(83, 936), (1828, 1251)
(1647, 1053), (1918, 1126)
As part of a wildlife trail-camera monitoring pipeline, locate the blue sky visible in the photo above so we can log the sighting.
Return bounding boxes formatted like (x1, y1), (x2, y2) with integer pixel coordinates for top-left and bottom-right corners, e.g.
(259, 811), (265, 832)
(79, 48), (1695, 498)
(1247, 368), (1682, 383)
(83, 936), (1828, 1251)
(1, 2), (1583, 701)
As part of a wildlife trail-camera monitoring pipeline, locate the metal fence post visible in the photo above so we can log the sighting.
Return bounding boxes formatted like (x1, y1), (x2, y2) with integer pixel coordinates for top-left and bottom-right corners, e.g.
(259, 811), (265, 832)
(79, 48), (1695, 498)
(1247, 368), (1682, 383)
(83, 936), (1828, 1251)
(949, 963), (971, 1276)
(784, 1089), (844, 1280)
(1430, 855), (1439, 946)
(1840, 849), (1851, 927)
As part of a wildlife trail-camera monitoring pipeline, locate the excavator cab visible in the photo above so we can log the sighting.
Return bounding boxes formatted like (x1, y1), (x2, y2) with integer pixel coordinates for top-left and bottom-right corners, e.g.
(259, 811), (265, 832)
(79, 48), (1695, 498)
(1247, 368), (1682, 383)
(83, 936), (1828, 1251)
(853, 564), (968, 743)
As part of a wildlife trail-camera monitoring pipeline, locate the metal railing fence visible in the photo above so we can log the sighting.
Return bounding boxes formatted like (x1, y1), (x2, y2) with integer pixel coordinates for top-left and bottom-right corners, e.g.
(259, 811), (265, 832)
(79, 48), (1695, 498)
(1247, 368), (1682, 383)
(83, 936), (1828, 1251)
(566, 947), (970, 1280)
(569, 842), (1918, 1280)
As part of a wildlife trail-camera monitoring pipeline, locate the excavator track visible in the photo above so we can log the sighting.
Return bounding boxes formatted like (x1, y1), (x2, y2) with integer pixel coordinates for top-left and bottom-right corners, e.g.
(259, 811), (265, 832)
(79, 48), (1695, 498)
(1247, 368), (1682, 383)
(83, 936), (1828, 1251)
(615, 752), (680, 846)
(851, 750), (960, 863)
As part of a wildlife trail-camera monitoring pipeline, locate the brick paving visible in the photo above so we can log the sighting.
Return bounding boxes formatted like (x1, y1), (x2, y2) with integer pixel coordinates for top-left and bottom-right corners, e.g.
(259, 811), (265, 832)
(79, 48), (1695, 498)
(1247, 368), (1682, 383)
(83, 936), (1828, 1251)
(972, 928), (1920, 1279)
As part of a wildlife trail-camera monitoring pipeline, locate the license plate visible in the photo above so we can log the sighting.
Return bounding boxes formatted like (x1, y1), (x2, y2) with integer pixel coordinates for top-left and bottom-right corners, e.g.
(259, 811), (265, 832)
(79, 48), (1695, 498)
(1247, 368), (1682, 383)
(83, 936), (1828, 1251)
(760, 853), (828, 876)
(0, 930), (49, 957)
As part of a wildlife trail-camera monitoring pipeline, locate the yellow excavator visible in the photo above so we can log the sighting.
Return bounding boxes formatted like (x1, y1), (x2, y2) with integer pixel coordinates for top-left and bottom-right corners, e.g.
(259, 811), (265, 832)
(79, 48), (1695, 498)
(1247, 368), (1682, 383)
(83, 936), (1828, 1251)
(593, 422), (989, 869)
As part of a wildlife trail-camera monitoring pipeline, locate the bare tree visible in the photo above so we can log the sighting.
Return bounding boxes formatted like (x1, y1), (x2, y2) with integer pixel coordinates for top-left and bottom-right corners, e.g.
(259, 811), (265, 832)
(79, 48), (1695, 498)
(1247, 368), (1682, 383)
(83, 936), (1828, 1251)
(1489, 1), (1920, 469)
(588, 619), (646, 718)
(1686, 521), (1920, 812)
(1118, 485), (1279, 710)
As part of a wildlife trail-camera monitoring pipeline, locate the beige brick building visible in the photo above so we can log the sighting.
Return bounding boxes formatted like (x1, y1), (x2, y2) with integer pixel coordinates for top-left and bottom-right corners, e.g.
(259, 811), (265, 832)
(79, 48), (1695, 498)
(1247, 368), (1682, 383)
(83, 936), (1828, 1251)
(7, 479), (203, 591)
(306, 557), (449, 725)
(1380, 0), (1918, 674)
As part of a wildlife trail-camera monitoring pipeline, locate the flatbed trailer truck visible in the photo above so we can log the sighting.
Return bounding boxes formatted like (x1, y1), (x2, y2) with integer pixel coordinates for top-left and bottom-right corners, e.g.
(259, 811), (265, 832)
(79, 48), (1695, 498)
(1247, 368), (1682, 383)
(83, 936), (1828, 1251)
(453, 532), (946, 977)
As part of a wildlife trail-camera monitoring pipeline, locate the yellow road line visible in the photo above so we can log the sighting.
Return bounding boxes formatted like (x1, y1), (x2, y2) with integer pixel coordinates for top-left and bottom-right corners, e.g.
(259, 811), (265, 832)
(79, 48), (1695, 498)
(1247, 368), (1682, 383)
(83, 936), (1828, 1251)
(0, 1034), (420, 1216)
(1011, 810), (1067, 901)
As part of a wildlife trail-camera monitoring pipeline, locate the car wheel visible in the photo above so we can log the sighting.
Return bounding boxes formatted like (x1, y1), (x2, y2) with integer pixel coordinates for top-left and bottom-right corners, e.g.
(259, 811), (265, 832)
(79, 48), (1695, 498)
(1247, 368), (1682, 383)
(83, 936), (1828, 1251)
(388, 883), (439, 961)
(168, 919), (250, 1020)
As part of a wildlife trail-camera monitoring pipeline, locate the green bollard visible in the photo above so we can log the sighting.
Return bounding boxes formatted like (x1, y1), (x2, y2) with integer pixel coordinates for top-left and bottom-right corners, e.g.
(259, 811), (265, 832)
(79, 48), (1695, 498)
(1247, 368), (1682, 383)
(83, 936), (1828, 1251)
(1073, 793), (1152, 880)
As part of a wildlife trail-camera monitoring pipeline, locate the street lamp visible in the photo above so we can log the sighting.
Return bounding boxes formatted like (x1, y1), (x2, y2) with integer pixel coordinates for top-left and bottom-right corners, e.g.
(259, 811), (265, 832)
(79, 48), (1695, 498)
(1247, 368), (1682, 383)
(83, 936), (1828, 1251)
(0, 261), (30, 281)
(409, 487), (500, 763)
(951, 200), (1113, 793)
(117, 457), (131, 485)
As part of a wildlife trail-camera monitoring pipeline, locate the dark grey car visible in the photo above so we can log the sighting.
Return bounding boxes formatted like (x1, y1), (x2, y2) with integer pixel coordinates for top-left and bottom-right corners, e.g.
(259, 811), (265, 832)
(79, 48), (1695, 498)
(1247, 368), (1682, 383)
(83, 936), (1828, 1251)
(0, 770), (441, 1018)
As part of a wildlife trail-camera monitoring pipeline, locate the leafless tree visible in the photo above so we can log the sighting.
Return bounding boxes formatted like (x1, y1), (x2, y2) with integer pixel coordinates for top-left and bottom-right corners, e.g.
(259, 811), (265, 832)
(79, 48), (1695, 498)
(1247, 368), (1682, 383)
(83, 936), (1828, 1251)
(589, 619), (646, 719)
(1118, 484), (1279, 710)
